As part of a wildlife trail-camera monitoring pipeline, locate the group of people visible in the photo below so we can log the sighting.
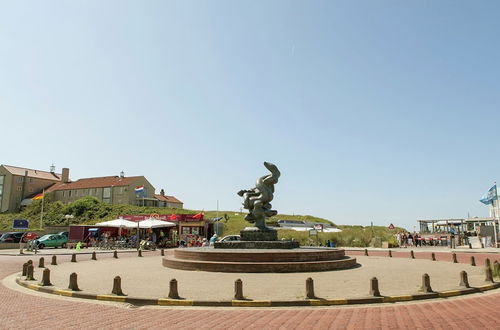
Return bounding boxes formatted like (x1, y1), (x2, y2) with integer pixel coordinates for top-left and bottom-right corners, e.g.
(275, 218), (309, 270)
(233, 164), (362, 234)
(86, 229), (175, 249)
(396, 232), (424, 247)
(178, 234), (218, 247)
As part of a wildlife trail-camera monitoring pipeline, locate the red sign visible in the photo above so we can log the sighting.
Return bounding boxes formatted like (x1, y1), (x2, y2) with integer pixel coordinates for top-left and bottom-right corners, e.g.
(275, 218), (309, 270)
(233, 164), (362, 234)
(120, 214), (203, 222)
(388, 223), (395, 230)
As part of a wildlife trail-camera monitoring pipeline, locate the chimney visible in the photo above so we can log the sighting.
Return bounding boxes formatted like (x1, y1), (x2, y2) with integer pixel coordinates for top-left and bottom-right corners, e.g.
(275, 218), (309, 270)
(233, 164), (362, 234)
(120, 171), (125, 178)
(160, 189), (165, 196)
(62, 168), (70, 183)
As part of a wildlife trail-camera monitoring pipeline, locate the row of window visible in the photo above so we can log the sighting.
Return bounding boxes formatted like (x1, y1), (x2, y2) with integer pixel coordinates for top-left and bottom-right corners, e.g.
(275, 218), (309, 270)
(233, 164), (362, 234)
(62, 186), (128, 198)
(16, 186), (35, 192)
(17, 177), (36, 184)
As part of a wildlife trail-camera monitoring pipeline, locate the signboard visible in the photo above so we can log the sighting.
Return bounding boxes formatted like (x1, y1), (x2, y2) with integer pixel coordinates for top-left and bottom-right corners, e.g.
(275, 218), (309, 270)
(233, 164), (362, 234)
(13, 219), (29, 230)
(309, 229), (318, 236)
(120, 214), (203, 222)
(314, 224), (323, 231)
(388, 223), (395, 230)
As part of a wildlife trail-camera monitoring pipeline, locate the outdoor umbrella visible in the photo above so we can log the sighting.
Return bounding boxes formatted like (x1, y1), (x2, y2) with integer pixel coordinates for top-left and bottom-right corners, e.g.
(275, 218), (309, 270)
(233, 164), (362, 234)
(95, 218), (138, 228)
(138, 218), (176, 229)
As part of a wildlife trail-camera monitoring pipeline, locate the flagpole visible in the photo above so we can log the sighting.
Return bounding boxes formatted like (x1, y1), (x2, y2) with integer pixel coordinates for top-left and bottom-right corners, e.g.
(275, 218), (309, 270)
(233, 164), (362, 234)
(39, 189), (45, 229)
(494, 183), (499, 248)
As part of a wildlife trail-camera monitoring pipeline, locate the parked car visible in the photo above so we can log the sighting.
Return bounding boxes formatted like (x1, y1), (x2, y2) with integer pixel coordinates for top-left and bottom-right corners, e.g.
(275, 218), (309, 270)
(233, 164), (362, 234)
(23, 232), (39, 242)
(0, 232), (24, 243)
(0, 232), (38, 243)
(35, 234), (68, 249)
(220, 235), (241, 242)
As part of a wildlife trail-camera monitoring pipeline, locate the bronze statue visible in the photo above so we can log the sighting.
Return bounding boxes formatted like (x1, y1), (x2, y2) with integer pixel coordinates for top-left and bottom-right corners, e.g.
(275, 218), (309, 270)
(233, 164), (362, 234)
(238, 162), (280, 230)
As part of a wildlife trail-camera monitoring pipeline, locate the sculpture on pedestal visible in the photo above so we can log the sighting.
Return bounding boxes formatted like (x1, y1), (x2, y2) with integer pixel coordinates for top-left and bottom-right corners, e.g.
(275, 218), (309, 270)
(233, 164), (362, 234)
(238, 162), (280, 231)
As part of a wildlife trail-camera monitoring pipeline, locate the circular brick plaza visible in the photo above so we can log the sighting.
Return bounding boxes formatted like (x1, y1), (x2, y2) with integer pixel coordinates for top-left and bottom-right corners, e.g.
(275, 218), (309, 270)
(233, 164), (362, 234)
(2, 249), (500, 329)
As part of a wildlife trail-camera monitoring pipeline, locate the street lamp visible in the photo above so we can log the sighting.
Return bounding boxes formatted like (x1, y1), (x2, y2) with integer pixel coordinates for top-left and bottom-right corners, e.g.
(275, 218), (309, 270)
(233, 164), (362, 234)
(65, 214), (74, 226)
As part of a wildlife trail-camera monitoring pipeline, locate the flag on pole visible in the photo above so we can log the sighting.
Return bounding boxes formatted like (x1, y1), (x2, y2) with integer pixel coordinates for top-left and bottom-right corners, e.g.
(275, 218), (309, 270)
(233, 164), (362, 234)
(479, 185), (498, 205)
(32, 193), (44, 200)
(192, 212), (203, 219)
(134, 185), (145, 193)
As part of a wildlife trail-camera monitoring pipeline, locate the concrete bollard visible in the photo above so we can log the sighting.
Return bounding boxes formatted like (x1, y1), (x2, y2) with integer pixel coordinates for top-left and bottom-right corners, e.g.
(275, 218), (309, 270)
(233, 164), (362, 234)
(161, 249), (165, 256)
(27, 259), (33, 265)
(40, 268), (52, 286)
(234, 279), (244, 300)
(459, 271), (470, 288)
(112, 276), (125, 296)
(431, 253), (436, 261)
(494, 261), (500, 275)
(68, 272), (80, 291)
(113, 250), (118, 259)
(420, 273), (433, 293)
(168, 279), (180, 299)
(369, 277), (381, 297)
(71, 253), (77, 263)
(91, 251), (97, 260)
(452, 253), (458, 264)
(468, 243), (472, 249)
(485, 267), (494, 283)
(306, 277), (315, 299)
(22, 263), (28, 276)
(470, 256), (476, 266)
(38, 257), (45, 268)
(138, 249), (143, 257)
(485, 258), (491, 268)
(51, 255), (57, 266)
(364, 249), (369, 256)
(388, 250), (392, 258)
(410, 250), (415, 259)
(26, 264), (35, 281)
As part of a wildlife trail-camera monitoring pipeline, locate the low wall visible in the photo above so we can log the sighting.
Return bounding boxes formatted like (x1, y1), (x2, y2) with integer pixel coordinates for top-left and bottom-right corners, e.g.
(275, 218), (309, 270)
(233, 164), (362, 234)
(0, 243), (20, 249)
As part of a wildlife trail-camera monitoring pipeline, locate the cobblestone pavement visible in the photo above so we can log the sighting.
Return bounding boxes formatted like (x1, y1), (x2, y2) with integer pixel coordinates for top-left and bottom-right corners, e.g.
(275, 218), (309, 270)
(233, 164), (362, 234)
(1, 250), (500, 329)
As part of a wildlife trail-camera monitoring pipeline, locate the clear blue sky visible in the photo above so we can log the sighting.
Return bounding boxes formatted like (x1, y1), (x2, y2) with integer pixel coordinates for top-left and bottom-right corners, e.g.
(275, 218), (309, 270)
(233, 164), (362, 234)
(1, 1), (499, 229)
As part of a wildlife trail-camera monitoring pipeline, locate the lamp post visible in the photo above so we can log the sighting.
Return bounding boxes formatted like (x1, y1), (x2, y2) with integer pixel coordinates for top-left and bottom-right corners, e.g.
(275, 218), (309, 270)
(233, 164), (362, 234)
(65, 214), (74, 226)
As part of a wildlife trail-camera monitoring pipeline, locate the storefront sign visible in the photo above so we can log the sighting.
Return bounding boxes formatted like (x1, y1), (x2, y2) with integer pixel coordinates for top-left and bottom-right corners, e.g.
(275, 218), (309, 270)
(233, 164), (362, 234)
(120, 214), (203, 222)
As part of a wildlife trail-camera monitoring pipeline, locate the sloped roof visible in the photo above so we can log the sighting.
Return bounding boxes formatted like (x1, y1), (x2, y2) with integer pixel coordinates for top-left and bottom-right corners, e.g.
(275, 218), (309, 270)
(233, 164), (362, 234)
(154, 194), (183, 204)
(46, 176), (144, 191)
(1, 165), (62, 181)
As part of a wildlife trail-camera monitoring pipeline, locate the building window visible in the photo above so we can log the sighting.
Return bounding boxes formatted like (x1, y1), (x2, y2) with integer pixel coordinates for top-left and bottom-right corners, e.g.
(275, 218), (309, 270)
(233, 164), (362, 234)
(29, 178), (34, 184)
(17, 186), (22, 191)
(18, 177), (24, 183)
(68, 190), (72, 197)
(28, 187), (33, 192)
(103, 187), (111, 203)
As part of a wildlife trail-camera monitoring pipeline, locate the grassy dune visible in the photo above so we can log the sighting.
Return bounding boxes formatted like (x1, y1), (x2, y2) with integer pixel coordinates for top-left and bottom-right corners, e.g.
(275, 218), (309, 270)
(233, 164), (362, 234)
(0, 197), (402, 247)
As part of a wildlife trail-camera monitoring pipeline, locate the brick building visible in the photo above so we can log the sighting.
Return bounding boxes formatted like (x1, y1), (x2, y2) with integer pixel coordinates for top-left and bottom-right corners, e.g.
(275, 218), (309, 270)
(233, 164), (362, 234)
(0, 164), (62, 213)
(155, 189), (183, 208)
(0, 165), (184, 212)
(45, 169), (158, 206)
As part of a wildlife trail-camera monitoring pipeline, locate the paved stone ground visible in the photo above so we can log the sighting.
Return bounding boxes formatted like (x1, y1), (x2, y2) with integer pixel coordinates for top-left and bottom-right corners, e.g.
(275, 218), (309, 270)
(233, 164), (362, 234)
(27, 253), (488, 300)
(1, 250), (500, 329)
